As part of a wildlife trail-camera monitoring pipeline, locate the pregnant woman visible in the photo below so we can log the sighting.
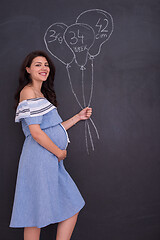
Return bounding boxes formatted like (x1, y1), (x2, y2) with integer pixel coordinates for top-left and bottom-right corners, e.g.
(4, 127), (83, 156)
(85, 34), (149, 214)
(9, 50), (92, 240)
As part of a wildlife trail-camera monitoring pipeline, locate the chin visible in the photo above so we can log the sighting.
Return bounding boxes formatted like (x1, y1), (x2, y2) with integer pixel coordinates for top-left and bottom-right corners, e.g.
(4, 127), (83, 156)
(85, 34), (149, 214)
(40, 78), (48, 81)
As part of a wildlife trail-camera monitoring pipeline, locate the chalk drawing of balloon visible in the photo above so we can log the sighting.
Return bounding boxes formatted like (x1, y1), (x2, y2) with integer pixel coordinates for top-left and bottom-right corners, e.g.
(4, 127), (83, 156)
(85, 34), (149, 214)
(76, 9), (114, 57)
(64, 23), (95, 68)
(44, 23), (74, 65)
(44, 9), (113, 154)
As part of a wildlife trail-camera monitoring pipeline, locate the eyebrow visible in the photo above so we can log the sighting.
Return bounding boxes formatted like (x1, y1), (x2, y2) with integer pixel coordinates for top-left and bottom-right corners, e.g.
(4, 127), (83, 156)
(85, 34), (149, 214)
(34, 62), (49, 64)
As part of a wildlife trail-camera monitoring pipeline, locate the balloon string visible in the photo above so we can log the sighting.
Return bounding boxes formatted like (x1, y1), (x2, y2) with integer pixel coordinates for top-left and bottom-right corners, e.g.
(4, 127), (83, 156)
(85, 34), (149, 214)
(66, 64), (99, 154)
(86, 120), (94, 151)
(66, 65), (83, 110)
(89, 117), (100, 139)
(82, 68), (94, 153)
(87, 58), (100, 140)
(81, 67), (86, 107)
(85, 121), (89, 155)
(88, 58), (94, 107)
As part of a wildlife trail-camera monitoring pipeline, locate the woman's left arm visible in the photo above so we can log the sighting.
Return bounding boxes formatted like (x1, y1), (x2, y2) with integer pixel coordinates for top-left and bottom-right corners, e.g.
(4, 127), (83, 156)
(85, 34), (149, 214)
(61, 107), (92, 130)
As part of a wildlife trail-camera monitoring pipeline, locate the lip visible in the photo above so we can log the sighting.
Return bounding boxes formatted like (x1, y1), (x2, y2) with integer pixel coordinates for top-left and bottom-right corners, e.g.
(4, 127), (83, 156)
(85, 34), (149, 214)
(39, 72), (48, 76)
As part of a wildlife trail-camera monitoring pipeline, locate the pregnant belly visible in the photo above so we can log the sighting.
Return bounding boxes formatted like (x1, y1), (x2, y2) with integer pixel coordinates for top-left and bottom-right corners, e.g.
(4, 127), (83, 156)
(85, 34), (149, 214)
(43, 123), (68, 150)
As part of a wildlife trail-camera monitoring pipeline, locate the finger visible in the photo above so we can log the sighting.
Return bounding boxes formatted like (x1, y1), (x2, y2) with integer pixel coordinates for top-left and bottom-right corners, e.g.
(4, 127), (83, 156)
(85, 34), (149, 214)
(86, 110), (92, 115)
(86, 111), (92, 118)
(87, 112), (92, 116)
(87, 110), (92, 114)
(85, 107), (91, 111)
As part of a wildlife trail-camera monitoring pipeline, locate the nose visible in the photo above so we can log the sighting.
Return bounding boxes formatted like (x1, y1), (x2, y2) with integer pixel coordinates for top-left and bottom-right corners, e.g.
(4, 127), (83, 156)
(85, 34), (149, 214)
(41, 65), (48, 71)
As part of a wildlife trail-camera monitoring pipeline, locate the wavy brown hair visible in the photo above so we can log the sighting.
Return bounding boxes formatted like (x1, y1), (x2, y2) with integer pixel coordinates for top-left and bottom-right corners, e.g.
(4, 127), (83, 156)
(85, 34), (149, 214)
(14, 50), (58, 111)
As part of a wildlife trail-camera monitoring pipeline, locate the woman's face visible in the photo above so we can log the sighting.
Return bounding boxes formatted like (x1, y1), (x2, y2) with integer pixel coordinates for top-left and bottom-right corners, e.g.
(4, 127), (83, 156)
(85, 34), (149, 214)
(26, 56), (50, 82)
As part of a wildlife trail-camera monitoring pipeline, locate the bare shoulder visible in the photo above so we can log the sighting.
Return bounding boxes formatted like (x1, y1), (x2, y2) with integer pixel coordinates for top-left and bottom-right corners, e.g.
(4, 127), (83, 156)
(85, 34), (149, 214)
(19, 85), (36, 103)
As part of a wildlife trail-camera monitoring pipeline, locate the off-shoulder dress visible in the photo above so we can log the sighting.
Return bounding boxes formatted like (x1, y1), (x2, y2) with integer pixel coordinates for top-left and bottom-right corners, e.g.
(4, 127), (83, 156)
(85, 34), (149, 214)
(9, 97), (85, 228)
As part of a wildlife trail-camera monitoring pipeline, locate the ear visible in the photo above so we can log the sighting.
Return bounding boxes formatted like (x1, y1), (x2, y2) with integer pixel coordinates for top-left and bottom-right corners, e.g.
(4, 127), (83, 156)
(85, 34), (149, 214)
(26, 67), (30, 74)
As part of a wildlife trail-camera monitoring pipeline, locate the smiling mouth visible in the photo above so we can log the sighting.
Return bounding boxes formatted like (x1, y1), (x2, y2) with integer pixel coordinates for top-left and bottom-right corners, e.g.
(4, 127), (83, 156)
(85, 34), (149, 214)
(39, 72), (47, 76)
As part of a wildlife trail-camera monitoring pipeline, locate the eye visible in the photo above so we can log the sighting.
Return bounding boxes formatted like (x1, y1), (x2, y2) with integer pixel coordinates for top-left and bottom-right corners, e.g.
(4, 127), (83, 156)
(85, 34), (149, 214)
(35, 64), (41, 67)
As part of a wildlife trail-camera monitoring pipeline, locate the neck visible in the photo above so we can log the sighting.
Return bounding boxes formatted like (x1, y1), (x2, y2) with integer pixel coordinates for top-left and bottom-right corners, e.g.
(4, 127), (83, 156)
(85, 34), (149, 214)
(30, 81), (42, 91)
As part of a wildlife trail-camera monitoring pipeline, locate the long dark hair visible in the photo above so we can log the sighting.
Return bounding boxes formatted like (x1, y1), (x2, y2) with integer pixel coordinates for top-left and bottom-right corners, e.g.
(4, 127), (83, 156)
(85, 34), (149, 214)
(14, 50), (58, 111)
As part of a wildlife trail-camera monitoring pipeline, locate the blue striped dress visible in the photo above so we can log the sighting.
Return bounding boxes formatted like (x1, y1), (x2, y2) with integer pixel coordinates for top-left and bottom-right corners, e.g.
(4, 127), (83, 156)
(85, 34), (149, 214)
(9, 97), (85, 228)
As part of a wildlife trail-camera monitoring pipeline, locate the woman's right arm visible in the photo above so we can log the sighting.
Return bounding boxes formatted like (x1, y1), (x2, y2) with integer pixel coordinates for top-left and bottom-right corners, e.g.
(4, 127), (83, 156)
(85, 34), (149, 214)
(28, 124), (67, 162)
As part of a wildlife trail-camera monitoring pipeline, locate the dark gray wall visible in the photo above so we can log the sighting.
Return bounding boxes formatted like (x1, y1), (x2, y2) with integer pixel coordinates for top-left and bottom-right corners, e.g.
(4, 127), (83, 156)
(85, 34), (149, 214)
(1, 0), (160, 239)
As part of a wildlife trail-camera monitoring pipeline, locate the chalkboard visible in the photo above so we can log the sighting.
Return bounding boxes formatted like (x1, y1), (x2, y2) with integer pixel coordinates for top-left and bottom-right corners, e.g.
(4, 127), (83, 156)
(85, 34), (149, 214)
(1, 0), (160, 239)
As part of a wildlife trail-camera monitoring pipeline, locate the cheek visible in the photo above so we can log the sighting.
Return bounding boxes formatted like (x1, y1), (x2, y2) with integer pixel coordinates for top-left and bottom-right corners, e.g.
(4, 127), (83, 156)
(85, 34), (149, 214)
(34, 69), (40, 75)
(30, 67), (37, 74)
